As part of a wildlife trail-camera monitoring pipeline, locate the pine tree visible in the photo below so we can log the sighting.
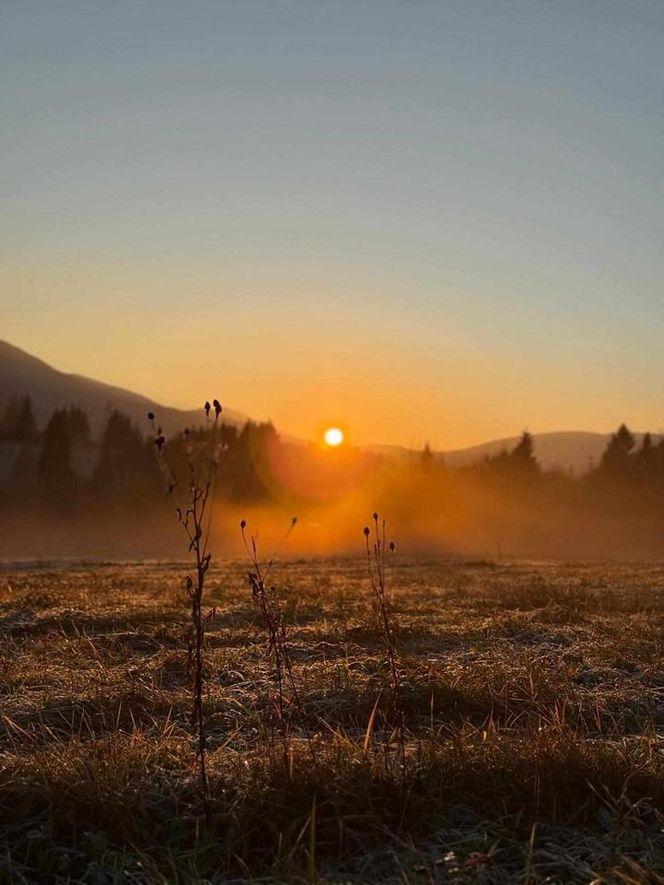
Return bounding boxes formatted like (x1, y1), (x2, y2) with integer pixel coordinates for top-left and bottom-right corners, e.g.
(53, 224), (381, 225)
(93, 410), (158, 503)
(421, 443), (434, 470)
(509, 431), (540, 479)
(38, 409), (75, 502)
(67, 405), (90, 442)
(16, 396), (38, 441)
(0, 395), (20, 441)
(600, 423), (635, 474)
(0, 395), (38, 441)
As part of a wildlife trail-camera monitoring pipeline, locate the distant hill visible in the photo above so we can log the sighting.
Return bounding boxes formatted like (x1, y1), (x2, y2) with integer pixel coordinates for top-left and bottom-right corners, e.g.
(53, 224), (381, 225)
(0, 340), (249, 438)
(439, 432), (614, 474)
(369, 431), (662, 475)
(2, 339), (656, 475)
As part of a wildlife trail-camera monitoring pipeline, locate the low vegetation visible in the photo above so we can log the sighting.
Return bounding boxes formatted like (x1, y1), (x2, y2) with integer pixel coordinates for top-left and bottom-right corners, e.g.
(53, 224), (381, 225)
(1, 557), (663, 882)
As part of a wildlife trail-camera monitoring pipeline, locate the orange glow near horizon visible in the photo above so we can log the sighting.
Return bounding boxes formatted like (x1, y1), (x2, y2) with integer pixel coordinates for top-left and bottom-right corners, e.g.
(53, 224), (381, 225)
(2, 3), (664, 455)
(324, 427), (345, 447)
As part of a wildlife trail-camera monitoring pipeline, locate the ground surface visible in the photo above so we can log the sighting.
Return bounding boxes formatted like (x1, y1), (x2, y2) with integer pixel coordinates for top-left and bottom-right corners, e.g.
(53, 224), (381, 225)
(1, 557), (664, 883)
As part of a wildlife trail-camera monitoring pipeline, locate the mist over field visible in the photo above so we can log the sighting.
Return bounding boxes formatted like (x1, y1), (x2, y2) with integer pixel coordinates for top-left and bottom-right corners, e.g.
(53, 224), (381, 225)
(3, 444), (664, 563)
(3, 339), (664, 563)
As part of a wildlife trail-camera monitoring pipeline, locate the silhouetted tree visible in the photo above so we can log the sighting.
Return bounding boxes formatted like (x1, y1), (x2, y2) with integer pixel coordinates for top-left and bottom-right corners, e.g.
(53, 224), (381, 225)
(658, 438), (664, 475)
(0, 396), (20, 441)
(66, 405), (90, 442)
(38, 409), (76, 503)
(16, 396), (38, 441)
(599, 423), (636, 476)
(421, 443), (435, 471)
(226, 421), (279, 500)
(635, 432), (658, 478)
(480, 431), (540, 487)
(0, 395), (37, 442)
(511, 431), (539, 477)
(93, 410), (159, 504)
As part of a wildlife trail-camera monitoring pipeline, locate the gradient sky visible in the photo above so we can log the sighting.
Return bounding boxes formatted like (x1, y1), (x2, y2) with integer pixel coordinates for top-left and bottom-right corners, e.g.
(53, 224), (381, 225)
(2, 1), (663, 448)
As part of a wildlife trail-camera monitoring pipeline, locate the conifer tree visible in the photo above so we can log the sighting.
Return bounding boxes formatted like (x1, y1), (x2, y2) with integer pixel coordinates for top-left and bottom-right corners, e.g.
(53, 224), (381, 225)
(38, 409), (75, 502)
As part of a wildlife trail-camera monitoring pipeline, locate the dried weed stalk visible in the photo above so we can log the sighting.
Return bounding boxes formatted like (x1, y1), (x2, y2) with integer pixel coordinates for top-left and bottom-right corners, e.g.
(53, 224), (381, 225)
(149, 400), (222, 814)
(241, 517), (318, 777)
(363, 512), (405, 780)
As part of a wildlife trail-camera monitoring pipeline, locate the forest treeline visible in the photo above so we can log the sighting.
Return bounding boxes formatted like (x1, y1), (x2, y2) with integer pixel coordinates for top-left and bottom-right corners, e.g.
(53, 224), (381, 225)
(2, 394), (664, 555)
(0, 395), (282, 508)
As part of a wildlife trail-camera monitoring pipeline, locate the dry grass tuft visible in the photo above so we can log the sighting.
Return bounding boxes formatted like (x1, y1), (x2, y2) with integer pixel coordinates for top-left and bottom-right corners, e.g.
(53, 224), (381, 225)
(1, 557), (664, 881)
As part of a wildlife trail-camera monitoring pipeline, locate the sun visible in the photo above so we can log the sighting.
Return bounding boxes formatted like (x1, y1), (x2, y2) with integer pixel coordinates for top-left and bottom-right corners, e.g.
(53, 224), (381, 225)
(323, 427), (344, 447)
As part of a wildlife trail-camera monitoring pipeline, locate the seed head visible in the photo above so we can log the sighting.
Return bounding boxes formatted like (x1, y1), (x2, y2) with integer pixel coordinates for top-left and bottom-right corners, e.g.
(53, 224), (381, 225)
(389, 541), (396, 552)
(240, 519), (247, 529)
(204, 401), (211, 416)
(363, 526), (370, 537)
(147, 411), (155, 421)
(291, 516), (298, 526)
(373, 512), (379, 522)
(213, 399), (222, 416)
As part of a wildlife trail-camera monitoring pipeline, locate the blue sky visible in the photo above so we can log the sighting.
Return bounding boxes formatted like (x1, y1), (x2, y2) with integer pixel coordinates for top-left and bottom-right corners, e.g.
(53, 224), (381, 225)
(2, 1), (663, 447)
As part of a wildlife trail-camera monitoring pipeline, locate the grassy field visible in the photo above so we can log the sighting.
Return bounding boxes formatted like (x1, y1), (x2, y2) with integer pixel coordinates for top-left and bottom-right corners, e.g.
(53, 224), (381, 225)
(1, 556), (664, 883)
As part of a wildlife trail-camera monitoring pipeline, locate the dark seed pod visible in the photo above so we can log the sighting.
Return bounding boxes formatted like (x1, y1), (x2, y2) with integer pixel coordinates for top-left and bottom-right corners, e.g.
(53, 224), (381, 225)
(204, 402), (211, 416)
(213, 399), (222, 416)
(240, 519), (247, 529)
(147, 411), (155, 421)
(363, 526), (370, 537)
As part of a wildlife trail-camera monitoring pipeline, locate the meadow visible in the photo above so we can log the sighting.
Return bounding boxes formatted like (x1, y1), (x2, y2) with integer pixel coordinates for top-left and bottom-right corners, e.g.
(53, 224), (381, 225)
(1, 556), (663, 883)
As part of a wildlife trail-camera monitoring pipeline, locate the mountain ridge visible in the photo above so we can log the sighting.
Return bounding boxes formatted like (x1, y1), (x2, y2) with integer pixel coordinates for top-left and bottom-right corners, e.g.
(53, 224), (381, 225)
(0, 340), (653, 472)
(0, 339), (249, 437)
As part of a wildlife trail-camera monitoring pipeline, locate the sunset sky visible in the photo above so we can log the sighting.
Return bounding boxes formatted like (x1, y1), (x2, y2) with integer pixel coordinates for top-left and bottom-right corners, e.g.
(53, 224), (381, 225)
(2, 2), (663, 449)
